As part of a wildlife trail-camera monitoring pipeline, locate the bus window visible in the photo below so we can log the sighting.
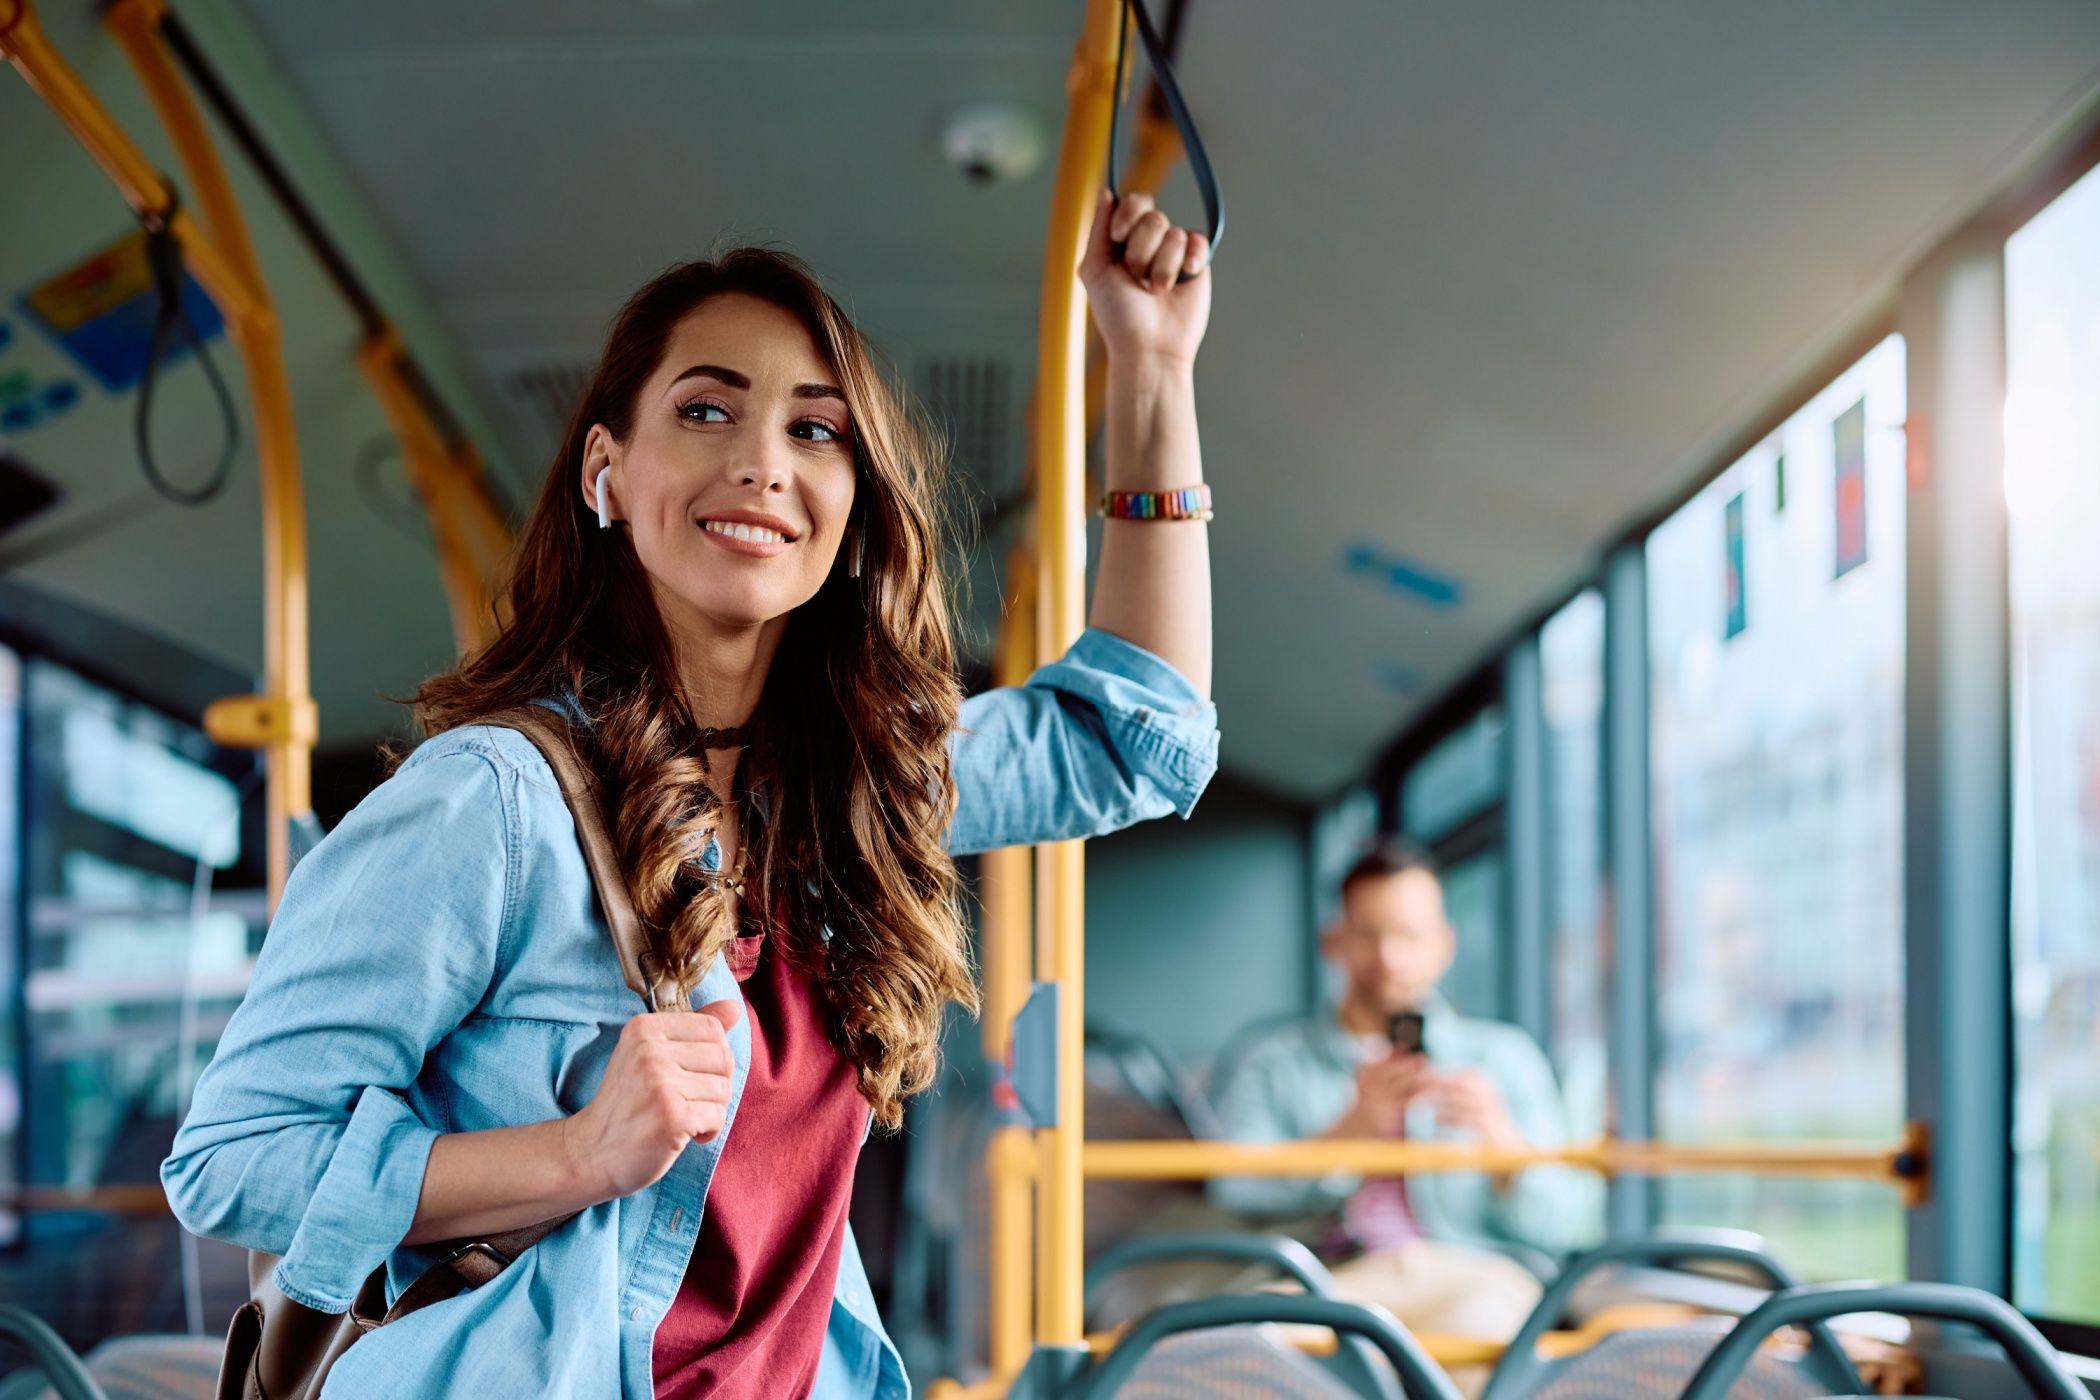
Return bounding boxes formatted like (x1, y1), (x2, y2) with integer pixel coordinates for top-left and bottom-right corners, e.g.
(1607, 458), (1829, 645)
(2007, 159), (2100, 1328)
(1542, 589), (1608, 1143)
(1645, 335), (1908, 1280)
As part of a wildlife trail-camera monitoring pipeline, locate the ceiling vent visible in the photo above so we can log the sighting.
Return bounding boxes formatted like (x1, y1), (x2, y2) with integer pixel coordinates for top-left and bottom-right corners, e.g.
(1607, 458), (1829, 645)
(915, 355), (1016, 497)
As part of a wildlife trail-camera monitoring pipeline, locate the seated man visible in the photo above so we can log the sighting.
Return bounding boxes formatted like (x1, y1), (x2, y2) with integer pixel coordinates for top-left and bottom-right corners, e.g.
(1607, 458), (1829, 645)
(1209, 840), (1600, 1343)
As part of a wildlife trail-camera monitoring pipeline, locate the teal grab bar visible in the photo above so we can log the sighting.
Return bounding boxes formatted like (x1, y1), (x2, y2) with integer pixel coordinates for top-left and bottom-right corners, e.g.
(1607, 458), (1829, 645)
(1084, 1231), (1339, 1304)
(1082, 1232), (1400, 1399)
(1678, 1282), (2087, 1400)
(1068, 1293), (1461, 1400)
(0, 1307), (108, 1400)
(1485, 1234), (1858, 1400)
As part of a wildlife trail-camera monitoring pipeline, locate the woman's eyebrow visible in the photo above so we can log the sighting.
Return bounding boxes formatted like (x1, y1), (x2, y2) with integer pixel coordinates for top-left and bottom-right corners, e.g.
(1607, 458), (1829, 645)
(668, 363), (846, 404)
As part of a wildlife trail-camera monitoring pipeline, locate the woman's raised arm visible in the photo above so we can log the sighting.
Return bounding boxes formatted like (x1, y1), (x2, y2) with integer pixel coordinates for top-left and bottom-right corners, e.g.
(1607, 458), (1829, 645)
(1080, 188), (1213, 696)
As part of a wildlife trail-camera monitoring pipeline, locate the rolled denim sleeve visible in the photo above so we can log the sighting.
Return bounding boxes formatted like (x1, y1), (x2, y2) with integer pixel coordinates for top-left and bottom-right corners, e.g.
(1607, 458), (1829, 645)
(160, 741), (513, 1312)
(947, 628), (1220, 856)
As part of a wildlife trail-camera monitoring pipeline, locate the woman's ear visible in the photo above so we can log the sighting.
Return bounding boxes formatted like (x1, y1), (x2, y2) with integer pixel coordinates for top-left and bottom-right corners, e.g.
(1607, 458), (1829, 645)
(580, 424), (618, 525)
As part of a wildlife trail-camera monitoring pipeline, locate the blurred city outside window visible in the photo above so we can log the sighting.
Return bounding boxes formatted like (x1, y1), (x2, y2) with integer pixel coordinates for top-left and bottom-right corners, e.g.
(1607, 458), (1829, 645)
(1645, 335), (1908, 1280)
(21, 660), (258, 1198)
(1541, 590), (1608, 1142)
(2006, 160), (2100, 1326)
(0, 646), (20, 1246)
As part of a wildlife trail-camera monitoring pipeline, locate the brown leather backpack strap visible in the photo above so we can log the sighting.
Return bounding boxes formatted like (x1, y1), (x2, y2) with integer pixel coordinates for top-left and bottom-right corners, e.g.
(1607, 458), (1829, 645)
(483, 706), (683, 1011)
(376, 1211), (583, 1325)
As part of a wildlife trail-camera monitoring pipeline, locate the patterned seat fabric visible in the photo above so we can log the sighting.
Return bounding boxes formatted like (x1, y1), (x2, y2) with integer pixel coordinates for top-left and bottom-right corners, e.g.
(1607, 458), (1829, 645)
(0, 1334), (221, 1400)
(1118, 1325), (1379, 1398)
(1523, 1328), (1829, 1400)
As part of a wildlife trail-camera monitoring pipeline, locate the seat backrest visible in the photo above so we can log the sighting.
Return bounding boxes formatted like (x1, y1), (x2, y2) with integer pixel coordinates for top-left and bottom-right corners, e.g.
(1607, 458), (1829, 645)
(1485, 1235), (1858, 1400)
(1117, 1328), (1375, 1399)
(1515, 1325), (1830, 1400)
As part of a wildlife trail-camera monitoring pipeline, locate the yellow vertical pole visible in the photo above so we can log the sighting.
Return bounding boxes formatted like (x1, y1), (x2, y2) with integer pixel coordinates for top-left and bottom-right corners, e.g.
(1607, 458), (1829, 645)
(1, 0), (313, 903)
(981, 542), (1037, 1379)
(1031, 0), (1122, 1352)
(102, 0), (314, 904)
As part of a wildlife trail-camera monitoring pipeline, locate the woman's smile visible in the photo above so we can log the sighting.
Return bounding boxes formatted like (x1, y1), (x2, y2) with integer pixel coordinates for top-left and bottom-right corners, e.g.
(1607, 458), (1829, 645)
(697, 509), (798, 558)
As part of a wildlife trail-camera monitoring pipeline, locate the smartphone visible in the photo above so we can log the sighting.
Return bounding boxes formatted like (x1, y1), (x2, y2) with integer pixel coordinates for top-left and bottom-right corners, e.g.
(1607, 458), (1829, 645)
(1387, 1009), (1426, 1057)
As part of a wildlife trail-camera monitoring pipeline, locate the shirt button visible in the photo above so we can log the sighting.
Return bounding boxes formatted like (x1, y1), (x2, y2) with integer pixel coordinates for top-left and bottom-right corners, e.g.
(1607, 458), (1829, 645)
(631, 1306), (647, 1322)
(669, 1207), (684, 1233)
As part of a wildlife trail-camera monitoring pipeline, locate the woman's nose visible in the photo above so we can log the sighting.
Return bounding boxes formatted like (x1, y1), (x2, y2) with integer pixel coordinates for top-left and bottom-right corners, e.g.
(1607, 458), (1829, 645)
(734, 441), (794, 494)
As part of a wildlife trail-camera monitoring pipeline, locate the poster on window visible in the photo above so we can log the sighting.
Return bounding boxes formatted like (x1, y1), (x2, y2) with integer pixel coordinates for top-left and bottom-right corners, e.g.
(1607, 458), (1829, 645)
(1833, 399), (1867, 578)
(1724, 492), (1747, 638)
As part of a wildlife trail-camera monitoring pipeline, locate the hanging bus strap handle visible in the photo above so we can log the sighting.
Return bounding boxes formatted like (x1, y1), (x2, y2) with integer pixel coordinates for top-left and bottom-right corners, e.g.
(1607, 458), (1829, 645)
(1105, 0), (1223, 284)
(136, 193), (241, 508)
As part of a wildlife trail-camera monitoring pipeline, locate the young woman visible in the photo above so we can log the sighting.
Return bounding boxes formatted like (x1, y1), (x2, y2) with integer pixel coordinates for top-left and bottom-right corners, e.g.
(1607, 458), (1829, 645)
(163, 189), (1217, 1398)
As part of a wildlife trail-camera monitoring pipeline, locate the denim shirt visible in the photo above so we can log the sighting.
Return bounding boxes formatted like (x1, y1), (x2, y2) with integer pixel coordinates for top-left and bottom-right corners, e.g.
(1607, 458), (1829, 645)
(162, 629), (1217, 1399)
(1206, 999), (1604, 1254)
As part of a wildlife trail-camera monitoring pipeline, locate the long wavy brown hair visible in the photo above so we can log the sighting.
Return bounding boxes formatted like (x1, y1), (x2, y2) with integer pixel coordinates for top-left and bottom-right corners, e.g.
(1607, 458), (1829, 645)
(414, 249), (976, 1128)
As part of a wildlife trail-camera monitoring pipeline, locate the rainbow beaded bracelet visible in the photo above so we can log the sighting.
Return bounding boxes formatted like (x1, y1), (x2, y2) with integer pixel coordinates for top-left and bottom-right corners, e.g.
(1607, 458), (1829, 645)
(1097, 484), (1214, 522)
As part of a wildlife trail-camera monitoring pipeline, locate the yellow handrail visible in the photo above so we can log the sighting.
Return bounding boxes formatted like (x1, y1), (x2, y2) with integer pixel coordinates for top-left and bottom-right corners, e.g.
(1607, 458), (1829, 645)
(109, 0), (514, 664)
(1029, 0), (1124, 1353)
(102, 0), (315, 906)
(3, 0), (317, 905)
(978, 73), (1185, 1388)
(1080, 1122), (1933, 1208)
(356, 332), (514, 655)
(981, 541), (1038, 1378)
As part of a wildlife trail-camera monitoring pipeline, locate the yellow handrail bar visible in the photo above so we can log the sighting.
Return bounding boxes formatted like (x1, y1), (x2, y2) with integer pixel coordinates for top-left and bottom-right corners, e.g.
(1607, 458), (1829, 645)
(2, 0), (317, 904)
(356, 332), (513, 655)
(1080, 1122), (1932, 1208)
(102, 0), (315, 905)
(1029, 0), (1124, 1352)
(981, 541), (1039, 1378)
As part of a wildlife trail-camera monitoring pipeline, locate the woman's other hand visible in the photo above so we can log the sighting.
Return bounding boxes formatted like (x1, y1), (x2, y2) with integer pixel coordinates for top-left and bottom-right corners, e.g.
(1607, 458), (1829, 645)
(561, 1000), (744, 1200)
(1081, 188), (1212, 368)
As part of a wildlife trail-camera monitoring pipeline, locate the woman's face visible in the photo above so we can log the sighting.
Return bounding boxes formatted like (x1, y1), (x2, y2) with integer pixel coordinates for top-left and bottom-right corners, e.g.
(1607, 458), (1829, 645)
(584, 292), (859, 640)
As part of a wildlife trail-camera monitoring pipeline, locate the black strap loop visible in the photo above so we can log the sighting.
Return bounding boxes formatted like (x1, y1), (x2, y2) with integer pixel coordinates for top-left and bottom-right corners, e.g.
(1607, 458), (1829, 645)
(1105, 0), (1224, 284)
(135, 191), (241, 508)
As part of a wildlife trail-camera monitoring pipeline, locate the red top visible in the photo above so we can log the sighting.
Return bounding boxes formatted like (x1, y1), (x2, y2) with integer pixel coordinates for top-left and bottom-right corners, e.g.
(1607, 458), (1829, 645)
(651, 932), (870, 1399)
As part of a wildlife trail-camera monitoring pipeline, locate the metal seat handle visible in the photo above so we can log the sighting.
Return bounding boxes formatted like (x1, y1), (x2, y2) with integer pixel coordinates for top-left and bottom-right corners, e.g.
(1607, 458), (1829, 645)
(1679, 1282), (2088, 1400)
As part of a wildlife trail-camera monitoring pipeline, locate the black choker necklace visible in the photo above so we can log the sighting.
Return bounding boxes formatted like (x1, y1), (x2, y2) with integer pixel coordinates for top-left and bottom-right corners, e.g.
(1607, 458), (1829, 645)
(695, 725), (752, 750)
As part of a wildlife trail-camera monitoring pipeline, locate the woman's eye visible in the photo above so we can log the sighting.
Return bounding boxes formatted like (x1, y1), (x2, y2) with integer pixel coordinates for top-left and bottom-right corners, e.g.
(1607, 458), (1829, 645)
(794, 419), (846, 444)
(678, 399), (730, 423)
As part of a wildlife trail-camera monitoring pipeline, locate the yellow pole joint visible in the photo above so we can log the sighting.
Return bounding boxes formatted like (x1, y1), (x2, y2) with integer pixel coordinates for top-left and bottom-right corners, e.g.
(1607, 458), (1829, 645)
(203, 695), (320, 751)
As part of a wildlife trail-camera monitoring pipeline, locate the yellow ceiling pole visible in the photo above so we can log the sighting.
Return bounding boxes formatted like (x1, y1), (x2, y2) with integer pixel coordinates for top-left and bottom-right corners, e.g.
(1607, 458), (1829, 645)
(4, 0), (315, 904)
(981, 541), (1038, 1381)
(0, 2), (257, 325)
(357, 332), (511, 656)
(110, 0), (517, 659)
(1031, 0), (1122, 1356)
(102, 0), (314, 905)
